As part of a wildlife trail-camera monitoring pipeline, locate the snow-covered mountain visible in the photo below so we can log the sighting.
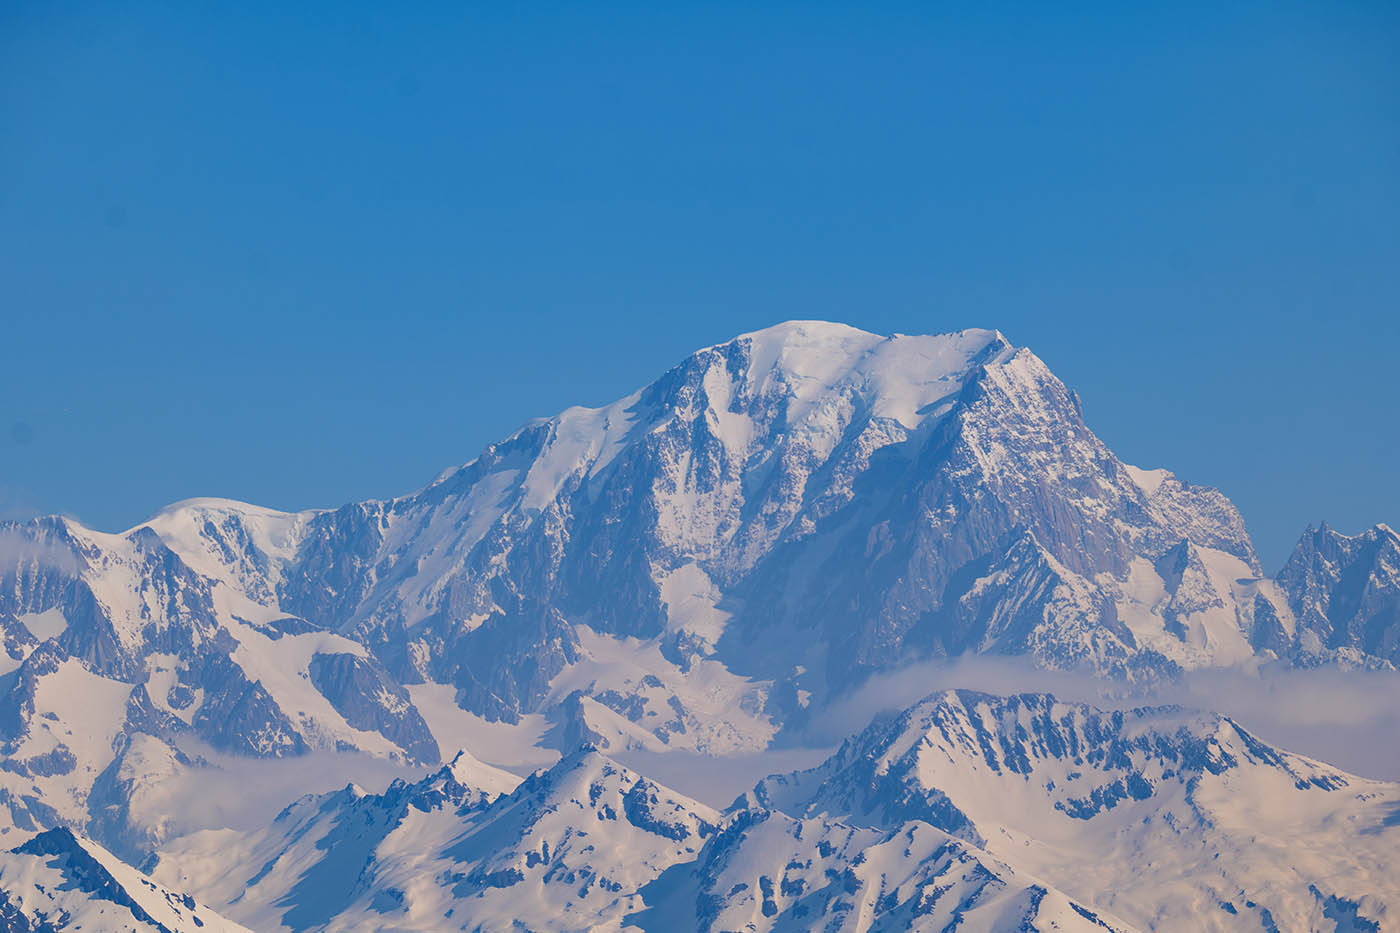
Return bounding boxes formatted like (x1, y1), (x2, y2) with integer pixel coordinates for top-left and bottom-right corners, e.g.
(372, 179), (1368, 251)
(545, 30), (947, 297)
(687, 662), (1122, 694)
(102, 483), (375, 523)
(0, 825), (249, 931)
(151, 689), (1400, 932)
(155, 746), (720, 932)
(746, 690), (1399, 931)
(153, 737), (1130, 932)
(1270, 522), (1400, 667)
(0, 321), (1396, 929)
(637, 807), (1131, 932)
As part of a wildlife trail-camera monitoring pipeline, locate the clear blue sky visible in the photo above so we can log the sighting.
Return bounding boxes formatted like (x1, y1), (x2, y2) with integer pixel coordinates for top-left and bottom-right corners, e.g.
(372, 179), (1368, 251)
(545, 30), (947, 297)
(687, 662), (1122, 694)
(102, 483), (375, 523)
(2, 1), (1396, 570)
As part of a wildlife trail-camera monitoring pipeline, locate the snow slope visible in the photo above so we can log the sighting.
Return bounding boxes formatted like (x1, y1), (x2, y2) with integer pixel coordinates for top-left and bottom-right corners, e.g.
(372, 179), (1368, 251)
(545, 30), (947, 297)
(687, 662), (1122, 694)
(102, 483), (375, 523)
(635, 807), (1132, 931)
(155, 737), (1127, 933)
(0, 825), (249, 932)
(747, 690), (1400, 932)
(155, 746), (718, 932)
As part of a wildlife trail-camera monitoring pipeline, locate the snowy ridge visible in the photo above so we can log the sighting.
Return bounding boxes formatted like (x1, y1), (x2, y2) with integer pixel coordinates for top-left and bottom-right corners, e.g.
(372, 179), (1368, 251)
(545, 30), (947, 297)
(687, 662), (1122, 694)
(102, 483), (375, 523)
(747, 690), (1400, 931)
(638, 807), (1131, 931)
(0, 825), (249, 931)
(152, 688), (1400, 931)
(155, 746), (717, 932)
(155, 733), (1127, 932)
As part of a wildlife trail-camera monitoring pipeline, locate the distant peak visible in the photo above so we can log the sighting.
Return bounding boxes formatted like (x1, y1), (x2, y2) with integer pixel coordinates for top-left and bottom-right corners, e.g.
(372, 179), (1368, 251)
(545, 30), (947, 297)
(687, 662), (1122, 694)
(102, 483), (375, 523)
(722, 320), (1011, 354)
(692, 321), (1020, 424)
(157, 496), (264, 512)
(126, 496), (313, 540)
(1307, 521), (1396, 544)
(706, 321), (887, 377)
(730, 319), (877, 344)
(444, 748), (524, 796)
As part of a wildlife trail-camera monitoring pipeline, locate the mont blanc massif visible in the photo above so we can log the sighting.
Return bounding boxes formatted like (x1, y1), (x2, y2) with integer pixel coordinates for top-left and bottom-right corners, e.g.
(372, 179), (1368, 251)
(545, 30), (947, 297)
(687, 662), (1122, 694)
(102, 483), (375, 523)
(1, 322), (1396, 932)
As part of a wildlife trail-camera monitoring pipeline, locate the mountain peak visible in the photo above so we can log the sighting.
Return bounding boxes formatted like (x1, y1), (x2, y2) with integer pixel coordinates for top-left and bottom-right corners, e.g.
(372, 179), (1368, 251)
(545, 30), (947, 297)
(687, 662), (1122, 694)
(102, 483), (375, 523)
(727, 319), (1008, 348)
(716, 321), (1012, 386)
(729, 318), (879, 344)
(5, 826), (250, 931)
(442, 748), (522, 798)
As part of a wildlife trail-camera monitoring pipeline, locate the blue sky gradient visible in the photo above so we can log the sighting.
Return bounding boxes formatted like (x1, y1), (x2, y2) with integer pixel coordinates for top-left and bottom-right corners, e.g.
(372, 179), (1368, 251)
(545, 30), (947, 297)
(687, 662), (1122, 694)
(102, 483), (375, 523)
(2, 1), (1396, 569)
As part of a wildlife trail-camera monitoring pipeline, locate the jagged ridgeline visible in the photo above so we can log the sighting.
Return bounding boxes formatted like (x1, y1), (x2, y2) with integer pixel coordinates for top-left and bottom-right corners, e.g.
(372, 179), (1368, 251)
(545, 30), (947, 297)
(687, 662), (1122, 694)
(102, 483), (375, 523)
(150, 691), (1400, 931)
(0, 322), (1396, 931)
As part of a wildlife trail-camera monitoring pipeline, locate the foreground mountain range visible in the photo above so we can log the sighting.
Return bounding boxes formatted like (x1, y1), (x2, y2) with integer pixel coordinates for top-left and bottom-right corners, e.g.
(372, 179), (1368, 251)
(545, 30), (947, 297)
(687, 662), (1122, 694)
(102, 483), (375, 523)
(0, 321), (1396, 930)
(137, 690), (1396, 932)
(3, 689), (1393, 931)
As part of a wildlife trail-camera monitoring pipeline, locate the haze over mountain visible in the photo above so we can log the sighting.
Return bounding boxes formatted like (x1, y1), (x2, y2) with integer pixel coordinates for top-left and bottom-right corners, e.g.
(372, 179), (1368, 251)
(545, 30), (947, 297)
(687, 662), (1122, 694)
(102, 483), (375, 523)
(149, 690), (1398, 932)
(0, 322), (1396, 930)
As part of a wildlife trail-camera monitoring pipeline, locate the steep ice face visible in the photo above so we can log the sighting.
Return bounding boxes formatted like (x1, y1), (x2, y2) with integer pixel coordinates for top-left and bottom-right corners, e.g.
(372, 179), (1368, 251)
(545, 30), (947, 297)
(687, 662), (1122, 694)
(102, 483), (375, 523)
(747, 690), (1400, 932)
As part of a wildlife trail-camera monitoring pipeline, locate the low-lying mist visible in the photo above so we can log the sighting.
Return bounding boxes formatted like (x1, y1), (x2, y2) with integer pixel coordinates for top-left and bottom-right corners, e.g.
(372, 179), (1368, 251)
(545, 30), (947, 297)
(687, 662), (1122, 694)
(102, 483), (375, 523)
(807, 655), (1400, 783)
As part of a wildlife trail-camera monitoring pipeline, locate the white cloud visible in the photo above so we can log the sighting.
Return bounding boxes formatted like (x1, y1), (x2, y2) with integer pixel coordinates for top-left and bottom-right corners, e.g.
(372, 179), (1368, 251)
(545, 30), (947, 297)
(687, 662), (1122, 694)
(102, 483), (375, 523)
(154, 737), (426, 834)
(0, 528), (80, 575)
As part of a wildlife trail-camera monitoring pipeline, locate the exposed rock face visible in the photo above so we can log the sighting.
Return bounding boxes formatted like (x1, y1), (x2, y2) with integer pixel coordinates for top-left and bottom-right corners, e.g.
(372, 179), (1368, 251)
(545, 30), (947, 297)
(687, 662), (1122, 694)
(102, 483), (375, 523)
(306, 651), (439, 763)
(1275, 523), (1400, 666)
